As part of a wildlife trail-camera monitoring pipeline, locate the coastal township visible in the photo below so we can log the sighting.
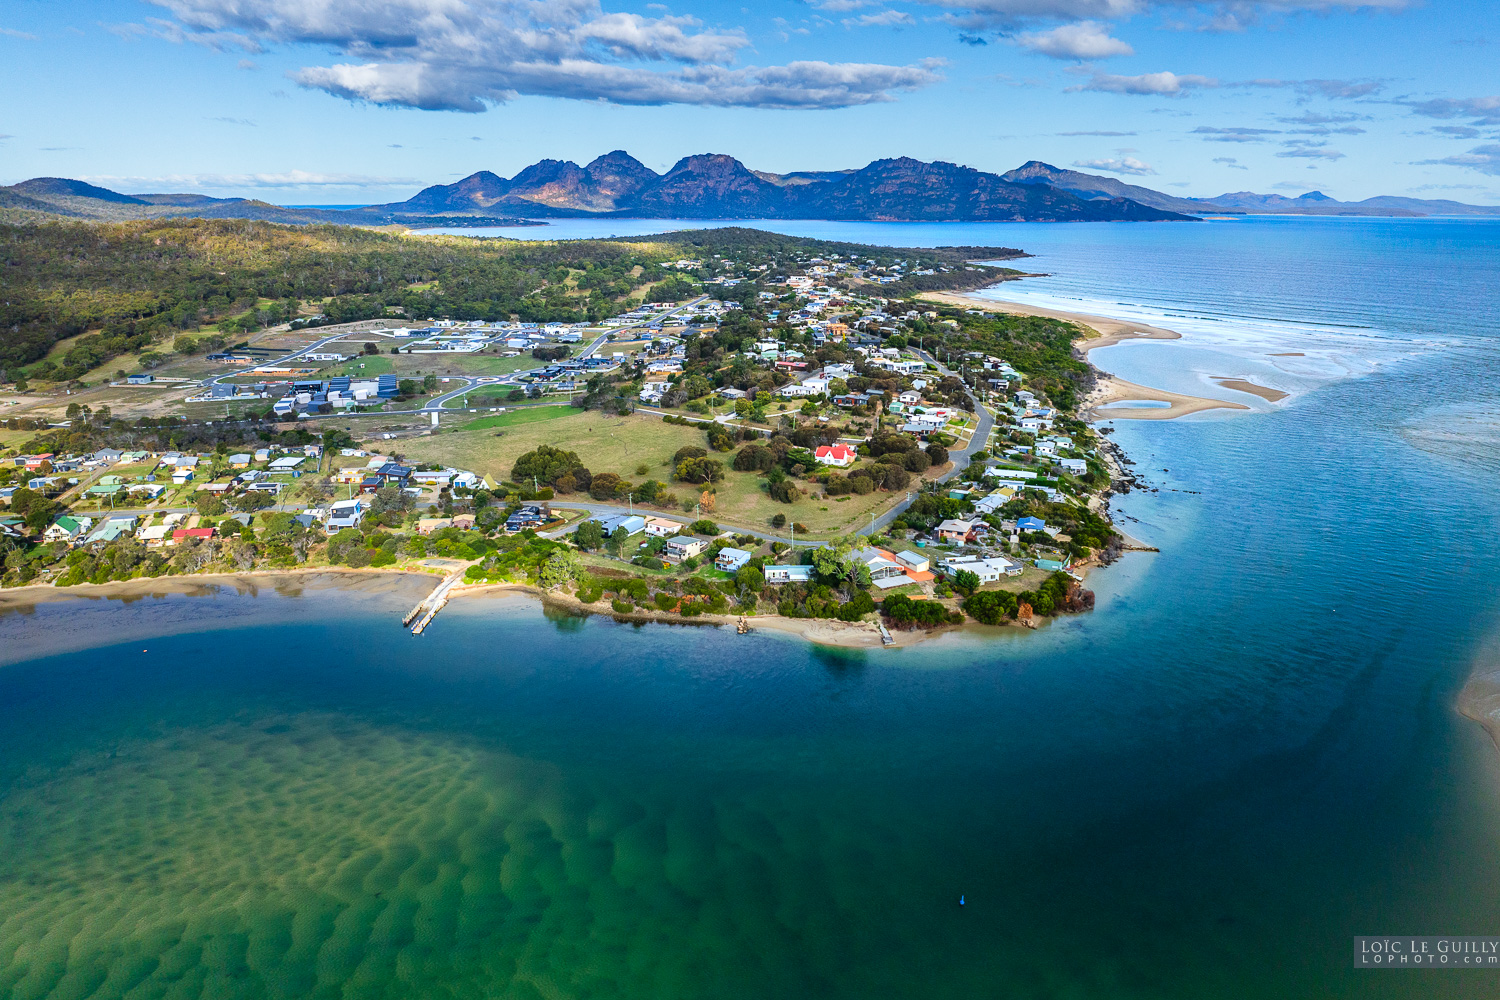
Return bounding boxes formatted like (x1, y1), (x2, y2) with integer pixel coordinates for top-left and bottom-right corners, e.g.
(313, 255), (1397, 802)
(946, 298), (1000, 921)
(0, 222), (1176, 642)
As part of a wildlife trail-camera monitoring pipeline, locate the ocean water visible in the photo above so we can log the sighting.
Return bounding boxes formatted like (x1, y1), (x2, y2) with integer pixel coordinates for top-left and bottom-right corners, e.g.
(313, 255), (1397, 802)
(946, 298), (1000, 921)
(5, 218), (1500, 998)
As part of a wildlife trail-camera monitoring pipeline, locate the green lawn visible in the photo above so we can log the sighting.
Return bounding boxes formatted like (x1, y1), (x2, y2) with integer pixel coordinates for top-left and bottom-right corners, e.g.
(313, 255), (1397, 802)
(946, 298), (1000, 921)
(394, 410), (926, 539)
(326, 355), (395, 376)
(460, 406), (576, 431)
(437, 354), (549, 377)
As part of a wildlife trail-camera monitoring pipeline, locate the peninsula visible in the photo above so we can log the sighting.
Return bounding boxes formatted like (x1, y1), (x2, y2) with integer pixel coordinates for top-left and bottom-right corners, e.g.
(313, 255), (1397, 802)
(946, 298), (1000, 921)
(0, 219), (1206, 642)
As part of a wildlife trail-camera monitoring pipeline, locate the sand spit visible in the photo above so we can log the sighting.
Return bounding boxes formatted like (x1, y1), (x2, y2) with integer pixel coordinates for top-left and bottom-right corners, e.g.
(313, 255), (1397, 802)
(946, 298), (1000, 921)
(1214, 378), (1290, 403)
(1086, 375), (1249, 422)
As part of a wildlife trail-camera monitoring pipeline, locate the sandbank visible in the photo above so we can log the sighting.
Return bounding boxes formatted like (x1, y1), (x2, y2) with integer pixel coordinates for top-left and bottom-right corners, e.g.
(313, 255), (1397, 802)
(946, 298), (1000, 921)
(1086, 375), (1249, 422)
(1214, 377), (1289, 402)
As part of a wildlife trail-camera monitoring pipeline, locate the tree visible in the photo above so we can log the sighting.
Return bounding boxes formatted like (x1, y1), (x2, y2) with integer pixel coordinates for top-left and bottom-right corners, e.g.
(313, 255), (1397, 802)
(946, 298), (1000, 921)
(195, 492), (226, 516)
(363, 342), (378, 355)
(398, 378), (418, 397)
(422, 373), (439, 392)
(589, 472), (625, 500)
(233, 490), (276, 512)
(770, 512), (787, 529)
(689, 519), (719, 535)
(926, 443), (949, 466)
(540, 549), (581, 589)
(735, 564), (765, 596)
(674, 456), (724, 484)
(952, 569), (981, 597)
(513, 444), (588, 488)
(574, 519), (604, 550)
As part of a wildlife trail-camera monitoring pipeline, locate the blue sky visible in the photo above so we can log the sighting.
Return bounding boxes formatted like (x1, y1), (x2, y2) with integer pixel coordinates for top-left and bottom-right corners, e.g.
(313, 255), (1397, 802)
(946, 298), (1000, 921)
(2, 0), (1497, 203)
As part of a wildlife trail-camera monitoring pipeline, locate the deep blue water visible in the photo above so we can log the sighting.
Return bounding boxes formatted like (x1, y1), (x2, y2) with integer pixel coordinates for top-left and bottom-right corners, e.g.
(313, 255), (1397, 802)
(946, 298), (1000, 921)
(4, 217), (1500, 997)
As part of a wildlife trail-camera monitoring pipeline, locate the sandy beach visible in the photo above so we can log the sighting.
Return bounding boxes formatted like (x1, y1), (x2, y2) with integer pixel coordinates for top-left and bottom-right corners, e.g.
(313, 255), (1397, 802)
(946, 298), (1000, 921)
(920, 290), (1182, 354)
(0, 566), (440, 611)
(923, 289), (1295, 420)
(451, 580), (958, 648)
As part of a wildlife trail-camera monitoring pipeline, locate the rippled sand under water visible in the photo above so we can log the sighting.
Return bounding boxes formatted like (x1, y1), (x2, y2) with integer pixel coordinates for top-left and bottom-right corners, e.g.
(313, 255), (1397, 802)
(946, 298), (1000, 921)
(0, 711), (924, 1000)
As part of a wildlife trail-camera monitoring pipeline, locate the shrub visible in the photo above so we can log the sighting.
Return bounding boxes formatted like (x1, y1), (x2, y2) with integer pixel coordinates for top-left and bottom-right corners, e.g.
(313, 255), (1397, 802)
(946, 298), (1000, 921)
(770, 513), (787, 529)
(673, 445), (708, 465)
(690, 519), (719, 535)
(733, 443), (778, 472)
(611, 598), (634, 614)
(962, 589), (1017, 625)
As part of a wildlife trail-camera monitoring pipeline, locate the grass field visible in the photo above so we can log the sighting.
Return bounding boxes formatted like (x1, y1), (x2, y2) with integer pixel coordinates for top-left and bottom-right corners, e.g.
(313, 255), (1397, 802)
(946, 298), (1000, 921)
(460, 406), (575, 431)
(395, 411), (706, 491)
(394, 410), (921, 538)
(437, 354), (550, 377)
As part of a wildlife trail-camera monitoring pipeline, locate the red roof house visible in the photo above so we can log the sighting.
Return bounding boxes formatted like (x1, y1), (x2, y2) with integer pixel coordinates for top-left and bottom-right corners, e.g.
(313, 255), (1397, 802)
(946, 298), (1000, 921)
(815, 444), (857, 468)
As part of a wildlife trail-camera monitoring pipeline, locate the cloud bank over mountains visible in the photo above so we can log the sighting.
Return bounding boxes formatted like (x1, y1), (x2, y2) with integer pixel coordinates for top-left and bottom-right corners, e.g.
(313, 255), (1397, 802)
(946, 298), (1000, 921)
(146, 0), (941, 109)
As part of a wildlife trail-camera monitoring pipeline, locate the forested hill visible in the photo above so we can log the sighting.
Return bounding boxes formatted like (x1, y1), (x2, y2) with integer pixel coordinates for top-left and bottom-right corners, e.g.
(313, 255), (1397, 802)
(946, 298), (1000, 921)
(0, 219), (1020, 384)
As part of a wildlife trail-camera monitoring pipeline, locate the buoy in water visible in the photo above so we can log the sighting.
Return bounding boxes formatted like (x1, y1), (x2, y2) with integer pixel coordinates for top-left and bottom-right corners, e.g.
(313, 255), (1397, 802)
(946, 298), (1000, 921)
(959, 895), (965, 906)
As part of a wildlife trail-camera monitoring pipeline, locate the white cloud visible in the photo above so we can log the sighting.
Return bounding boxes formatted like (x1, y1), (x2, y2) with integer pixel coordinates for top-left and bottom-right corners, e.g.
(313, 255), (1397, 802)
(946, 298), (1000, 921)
(904, 0), (1410, 31)
(843, 10), (917, 27)
(1275, 140), (1344, 159)
(1018, 20), (1131, 59)
(147, 0), (939, 110)
(1192, 125), (1278, 141)
(1401, 95), (1500, 127)
(0, 27), (39, 39)
(1415, 144), (1500, 176)
(1212, 156), (1248, 169)
(1070, 70), (1217, 95)
(1073, 155), (1155, 174)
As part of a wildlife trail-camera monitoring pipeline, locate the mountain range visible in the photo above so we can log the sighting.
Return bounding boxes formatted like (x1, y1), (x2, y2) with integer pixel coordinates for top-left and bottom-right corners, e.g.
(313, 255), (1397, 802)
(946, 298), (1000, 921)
(4, 153), (1498, 226)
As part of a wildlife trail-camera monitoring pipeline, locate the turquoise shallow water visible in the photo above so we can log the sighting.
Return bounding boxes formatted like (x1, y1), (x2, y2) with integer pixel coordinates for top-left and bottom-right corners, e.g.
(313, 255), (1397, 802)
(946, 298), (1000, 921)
(5, 218), (1500, 997)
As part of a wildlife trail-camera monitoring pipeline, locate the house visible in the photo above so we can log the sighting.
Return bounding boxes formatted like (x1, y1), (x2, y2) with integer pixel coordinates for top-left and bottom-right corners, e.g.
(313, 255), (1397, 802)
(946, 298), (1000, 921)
(814, 444), (857, 468)
(593, 514), (645, 537)
(937, 553), (1019, 582)
(138, 524), (173, 545)
(764, 564), (813, 585)
(127, 373), (155, 384)
(505, 505), (550, 532)
(269, 456), (306, 472)
(1035, 557), (1071, 573)
(450, 514), (476, 530)
(777, 382), (818, 398)
(417, 517), (453, 535)
(972, 493), (1008, 516)
(85, 518), (137, 545)
(1017, 516), (1047, 534)
(1058, 458), (1088, 475)
(228, 453), (252, 469)
(172, 527), (215, 543)
(663, 536), (707, 564)
(852, 547), (910, 589)
(894, 550), (930, 573)
(715, 547), (753, 572)
(171, 469), (194, 485)
(936, 519), (976, 544)
(643, 516), (680, 538)
(44, 515), (92, 544)
(324, 499), (365, 533)
(86, 483), (124, 500)
(898, 389), (922, 405)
